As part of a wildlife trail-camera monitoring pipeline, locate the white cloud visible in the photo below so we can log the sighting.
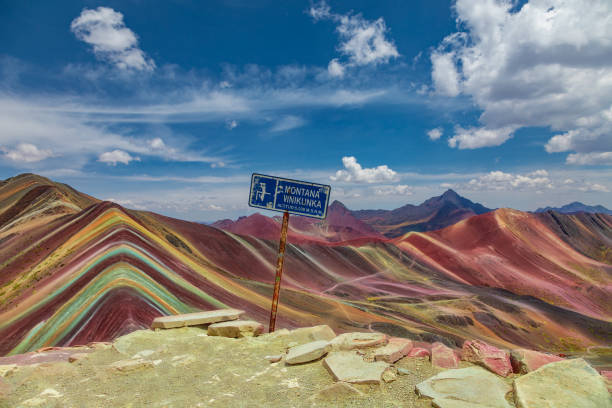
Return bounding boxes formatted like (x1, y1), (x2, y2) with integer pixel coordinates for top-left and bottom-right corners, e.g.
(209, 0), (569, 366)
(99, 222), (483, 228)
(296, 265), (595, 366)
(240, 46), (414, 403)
(226, 119), (238, 130)
(327, 58), (345, 78)
(331, 156), (399, 183)
(373, 184), (412, 196)
(430, 0), (612, 158)
(71, 7), (155, 71)
(465, 170), (553, 191)
(578, 183), (610, 193)
(148, 137), (166, 150)
(431, 52), (460, 97)
(210, 161), (226, 169)
(309, 1), (399, 74)
(448, 126), (516, 149)
(1, 143), (54, 163)
(270, 115), (306, 132)
(98, 149), (140, 165)
(309, 1), (332, 20)
(427, 127), (443, 141)
(566, 151), (612, 165)
(204, 204), (225, 211)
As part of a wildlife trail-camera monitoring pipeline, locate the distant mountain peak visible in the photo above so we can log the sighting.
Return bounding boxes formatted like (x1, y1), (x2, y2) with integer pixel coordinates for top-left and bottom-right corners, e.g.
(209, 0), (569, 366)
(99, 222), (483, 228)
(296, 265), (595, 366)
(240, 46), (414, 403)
(535, 202), (612, 215)
(441, 189), (460, 198)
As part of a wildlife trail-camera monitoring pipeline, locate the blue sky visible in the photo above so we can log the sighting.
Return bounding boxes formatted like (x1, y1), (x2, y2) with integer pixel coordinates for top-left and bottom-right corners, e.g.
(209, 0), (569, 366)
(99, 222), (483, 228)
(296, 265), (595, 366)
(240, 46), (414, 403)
(1, 0), (611, 221)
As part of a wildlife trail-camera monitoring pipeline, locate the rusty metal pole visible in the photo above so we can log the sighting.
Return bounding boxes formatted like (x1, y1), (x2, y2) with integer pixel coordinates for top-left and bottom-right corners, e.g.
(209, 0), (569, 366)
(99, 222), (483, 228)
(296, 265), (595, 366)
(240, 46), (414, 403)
(269, 211), (289, 333)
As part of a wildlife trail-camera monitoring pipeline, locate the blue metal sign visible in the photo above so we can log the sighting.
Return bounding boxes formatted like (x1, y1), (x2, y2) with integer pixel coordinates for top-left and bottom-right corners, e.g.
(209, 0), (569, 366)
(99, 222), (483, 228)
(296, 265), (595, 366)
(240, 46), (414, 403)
(248, 173), (331, 219)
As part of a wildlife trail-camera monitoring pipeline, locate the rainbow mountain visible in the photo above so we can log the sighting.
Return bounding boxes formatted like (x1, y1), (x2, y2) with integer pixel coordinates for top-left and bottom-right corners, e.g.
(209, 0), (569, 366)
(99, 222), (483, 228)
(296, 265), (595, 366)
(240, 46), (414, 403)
(0, 174), (611, 361)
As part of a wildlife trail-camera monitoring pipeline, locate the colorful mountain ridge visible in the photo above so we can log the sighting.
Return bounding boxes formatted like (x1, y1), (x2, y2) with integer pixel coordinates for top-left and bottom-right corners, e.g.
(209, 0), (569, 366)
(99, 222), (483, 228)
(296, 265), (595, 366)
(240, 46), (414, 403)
(0, 174), (610, 368)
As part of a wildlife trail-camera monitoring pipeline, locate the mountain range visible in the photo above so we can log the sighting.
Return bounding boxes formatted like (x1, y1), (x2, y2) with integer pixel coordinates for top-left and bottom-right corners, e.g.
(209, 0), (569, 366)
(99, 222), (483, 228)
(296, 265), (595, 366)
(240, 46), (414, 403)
(0, 173), (611, 366)
(536, 201), (612, 215)
(212, 189), (493, 242)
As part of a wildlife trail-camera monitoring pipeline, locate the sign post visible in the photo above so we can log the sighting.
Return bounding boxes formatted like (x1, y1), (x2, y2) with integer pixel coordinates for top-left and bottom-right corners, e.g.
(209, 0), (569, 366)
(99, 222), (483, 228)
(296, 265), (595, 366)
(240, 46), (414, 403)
(269, 210), (289, 333)
(248, 173), (331, 332)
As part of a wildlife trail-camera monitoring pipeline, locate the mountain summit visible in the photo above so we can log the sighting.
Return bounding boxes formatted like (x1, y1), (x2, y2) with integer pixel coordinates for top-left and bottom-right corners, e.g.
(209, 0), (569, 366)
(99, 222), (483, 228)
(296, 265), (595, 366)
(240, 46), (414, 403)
(351, 189), (492, 237)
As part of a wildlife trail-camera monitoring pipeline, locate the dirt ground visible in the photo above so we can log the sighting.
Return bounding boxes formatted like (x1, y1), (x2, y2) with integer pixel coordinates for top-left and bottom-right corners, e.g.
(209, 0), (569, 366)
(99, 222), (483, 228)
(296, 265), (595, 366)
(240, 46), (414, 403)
(0, 326), (499, 408)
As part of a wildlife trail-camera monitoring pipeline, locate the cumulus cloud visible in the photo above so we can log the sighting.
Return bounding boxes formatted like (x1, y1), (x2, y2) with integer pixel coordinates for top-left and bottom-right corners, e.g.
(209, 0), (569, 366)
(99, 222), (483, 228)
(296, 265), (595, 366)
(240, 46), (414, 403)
(98, 149), (140, 165)
(430, 0), (612, 156)
(427, 127), (443, 141)
(331, 156), (399, 183)
(327, 59), (345, 78)
(431, 52), (460, 97)
(309, 1), (399, 76)
(465, 170), (553, 191)
(449, 126), (517, 149)
(71, 7), (155, 71)
(566, 151), (612, 165)
(373, 184), (412, 196)
(1, 143), (54, 163)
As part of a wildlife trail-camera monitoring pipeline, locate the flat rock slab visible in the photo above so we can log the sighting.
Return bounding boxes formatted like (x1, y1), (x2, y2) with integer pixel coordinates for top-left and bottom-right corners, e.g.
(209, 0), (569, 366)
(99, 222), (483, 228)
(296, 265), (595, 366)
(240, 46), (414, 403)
(513, 358), (611, 408)
(207, 320), (264, 338)
(431, 342), (459, 369)
(462, 340), (512, 377)
(417, 366), (512, 408)
(329, 332), (388, 351)
(276, 325), (336, 344)
(510, 349), (563, 374)
(286, 340), (331, 365)
(323, 351), (390, 384)
(374, 338), (413, 363)
(151, 308), (244, 329)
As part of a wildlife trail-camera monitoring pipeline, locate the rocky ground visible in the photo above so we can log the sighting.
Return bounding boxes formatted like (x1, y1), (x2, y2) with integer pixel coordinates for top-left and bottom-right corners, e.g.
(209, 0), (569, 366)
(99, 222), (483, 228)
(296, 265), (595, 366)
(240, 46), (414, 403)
(0, 312), (610, 407)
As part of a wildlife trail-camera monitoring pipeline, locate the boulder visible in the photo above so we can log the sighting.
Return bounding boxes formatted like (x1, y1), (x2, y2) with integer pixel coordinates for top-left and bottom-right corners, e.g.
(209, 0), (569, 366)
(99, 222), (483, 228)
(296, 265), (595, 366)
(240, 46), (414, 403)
(462, 340), (512, 377)
(509, 349), (564, 374)
(151, 308), (244, 329)
(207, 320), (264, 338)
(431, 342), (459, 369)
(109, 358), (154, 373)
(329, 332), (388, 351)
(312, 382), (363, 401)
(513, 358), (610, 408)
(323, 351), (391, 384)
(416, 366), (512, 408)
(285, 340), (331, 365)
(373, 338), (413, 363)
(408, 347), (430, 358)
